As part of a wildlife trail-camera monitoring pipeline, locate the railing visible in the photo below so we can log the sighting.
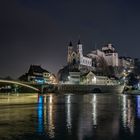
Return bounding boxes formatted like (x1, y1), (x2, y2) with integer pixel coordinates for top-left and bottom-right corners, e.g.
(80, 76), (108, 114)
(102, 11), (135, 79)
(0, 79), (39, 92)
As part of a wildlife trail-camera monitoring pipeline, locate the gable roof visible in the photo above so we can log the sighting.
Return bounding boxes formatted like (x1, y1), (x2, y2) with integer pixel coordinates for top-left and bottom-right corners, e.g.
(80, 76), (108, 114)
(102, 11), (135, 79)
(28, 65), (49, 75)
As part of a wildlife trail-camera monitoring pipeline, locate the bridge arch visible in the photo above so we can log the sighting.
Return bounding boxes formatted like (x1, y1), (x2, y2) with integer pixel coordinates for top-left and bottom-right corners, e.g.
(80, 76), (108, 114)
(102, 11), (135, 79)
(0, 80), (39, 92)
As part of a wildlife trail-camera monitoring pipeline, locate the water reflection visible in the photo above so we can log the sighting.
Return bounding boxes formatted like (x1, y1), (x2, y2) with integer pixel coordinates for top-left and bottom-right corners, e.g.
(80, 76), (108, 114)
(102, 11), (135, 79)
(65, 95), (72, 133)
(37, 94), (55, 138)
(136, 95), (140, 118)
(37, 96), (44, 134)
(78, 94), (97, 140)
(0, 93), (38, 104)
(92, 94), (97, 126)
(122, 95), (127, 128)
(35, 94), (140, 139)
(46, 94), (55, 139)
(120, 94), (135, 134)
(2, 93), (140, 140)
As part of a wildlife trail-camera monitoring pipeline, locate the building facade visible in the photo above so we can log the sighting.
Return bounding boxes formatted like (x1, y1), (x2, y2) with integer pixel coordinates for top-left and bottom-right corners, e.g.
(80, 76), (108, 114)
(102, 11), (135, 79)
(102, 44), (119, 66)
(88, 44), (119, 67)
(19, 65), (56, 84)
(67, 40), (92, 67)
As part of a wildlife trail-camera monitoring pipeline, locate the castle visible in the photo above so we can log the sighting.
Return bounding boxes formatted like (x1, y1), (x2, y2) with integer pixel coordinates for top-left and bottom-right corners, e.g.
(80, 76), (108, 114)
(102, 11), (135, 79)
(58, 40), (135, 83)
(88, 43), (119, 67)
(67, 40), (119, 69)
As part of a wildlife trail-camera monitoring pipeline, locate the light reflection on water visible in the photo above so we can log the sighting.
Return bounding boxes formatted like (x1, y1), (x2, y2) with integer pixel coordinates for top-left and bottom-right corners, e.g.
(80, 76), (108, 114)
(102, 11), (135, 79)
(65, 95), (72, 133)
(47, 94), (55, 138)
(92, 94), (97, 126)
(0, 93), (140, 139)
(37, 96), (44, 134)
(136, 95), (140, 118)
(120, 94), (135, 134)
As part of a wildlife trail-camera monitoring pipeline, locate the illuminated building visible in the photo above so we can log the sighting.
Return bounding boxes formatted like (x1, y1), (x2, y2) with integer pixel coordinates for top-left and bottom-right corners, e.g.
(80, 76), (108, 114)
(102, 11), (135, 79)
(88, 44), (119, 67)
(19, 65), (56, 84)
(67, 40), (92, 67)
(81, 71), (115, 85)
(58, 41), (137, 83)
(68, 68), (81, 84)
(119, 56), (135, 75)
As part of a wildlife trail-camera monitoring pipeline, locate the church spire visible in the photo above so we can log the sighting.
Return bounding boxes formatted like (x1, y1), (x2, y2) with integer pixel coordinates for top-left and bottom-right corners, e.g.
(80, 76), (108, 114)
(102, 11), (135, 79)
(69, 41), (73, 46)
(78, 39), (81, 45)
(67, 41), (73, 64)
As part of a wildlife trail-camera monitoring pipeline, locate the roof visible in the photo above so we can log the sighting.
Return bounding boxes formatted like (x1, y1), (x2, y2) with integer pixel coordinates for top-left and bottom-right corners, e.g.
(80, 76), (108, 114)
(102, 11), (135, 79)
(81, 71), (95, 77)
(102, 49), (116, 53)
(70, 68), (80, 72)
(28, 65), (49, 75)
(69, 41), (73, 46)
(78, 39), (81, 45)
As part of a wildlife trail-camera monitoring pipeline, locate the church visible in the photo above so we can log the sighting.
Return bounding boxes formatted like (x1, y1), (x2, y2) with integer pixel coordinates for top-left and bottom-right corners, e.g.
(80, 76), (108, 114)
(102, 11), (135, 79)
(58, 40), (120, 83)
(67, 40), (92, 67)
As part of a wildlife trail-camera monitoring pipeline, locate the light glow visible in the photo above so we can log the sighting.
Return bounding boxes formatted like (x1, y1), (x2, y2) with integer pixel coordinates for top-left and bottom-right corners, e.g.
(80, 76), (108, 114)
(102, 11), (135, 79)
(0, 79), (39, 91)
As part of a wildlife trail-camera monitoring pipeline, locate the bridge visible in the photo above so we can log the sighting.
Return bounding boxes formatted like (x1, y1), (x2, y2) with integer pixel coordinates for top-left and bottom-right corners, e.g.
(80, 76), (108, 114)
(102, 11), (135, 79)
(0, 79), (57, 93)
(0, 79), (40, 92)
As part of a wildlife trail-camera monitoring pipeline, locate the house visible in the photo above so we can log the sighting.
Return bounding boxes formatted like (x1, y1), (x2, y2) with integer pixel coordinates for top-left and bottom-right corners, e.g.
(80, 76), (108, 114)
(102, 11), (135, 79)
(19, 65), (56, 84)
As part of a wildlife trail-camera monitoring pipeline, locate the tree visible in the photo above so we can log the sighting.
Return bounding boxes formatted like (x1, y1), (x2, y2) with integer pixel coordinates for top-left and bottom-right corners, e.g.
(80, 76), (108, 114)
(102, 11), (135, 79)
(95, 56), (109, 76)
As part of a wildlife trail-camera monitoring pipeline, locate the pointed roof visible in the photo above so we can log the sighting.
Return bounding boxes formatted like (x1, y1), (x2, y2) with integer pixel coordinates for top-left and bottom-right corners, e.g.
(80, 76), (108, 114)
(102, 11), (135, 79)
(69, 41), (73, 46)
(78, 39), (81, 45)
(28, 65), (49, 75)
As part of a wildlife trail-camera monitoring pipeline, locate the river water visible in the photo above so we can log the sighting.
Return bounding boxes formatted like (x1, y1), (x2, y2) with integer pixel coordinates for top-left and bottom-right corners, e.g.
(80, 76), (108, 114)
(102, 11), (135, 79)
(0, 93), (140, 140)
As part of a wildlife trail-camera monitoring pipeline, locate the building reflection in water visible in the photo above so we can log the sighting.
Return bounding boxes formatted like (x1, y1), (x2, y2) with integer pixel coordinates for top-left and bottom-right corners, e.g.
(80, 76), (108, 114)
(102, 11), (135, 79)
(122, 95), (127, 128)
(136, 95), (140, 119)
(92, 94), (97, 126)
(65, 95), (72, 134)
(46, 94), (55, 139)
(121, 94), (135, 134)
(37, 94), (55, 138)
(37, 95), (44, 134)
(78, 94), (96, 140)
(36, 94), (137, 139)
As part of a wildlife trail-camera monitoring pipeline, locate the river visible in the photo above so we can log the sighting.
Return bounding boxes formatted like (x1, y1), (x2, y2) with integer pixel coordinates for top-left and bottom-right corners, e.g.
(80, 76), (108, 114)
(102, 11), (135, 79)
(0, 93), (140, 140)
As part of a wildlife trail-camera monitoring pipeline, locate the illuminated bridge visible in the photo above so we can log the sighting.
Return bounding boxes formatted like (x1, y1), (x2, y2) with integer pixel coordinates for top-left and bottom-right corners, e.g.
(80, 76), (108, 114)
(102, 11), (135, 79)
(0, 79), (40, 92)
(0, 79), (57, 93)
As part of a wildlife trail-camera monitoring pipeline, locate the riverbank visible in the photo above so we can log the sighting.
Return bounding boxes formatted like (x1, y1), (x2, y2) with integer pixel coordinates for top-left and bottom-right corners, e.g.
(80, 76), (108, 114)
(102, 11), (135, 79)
(0, 93), (38, 105)
(123, 90), (140, 95)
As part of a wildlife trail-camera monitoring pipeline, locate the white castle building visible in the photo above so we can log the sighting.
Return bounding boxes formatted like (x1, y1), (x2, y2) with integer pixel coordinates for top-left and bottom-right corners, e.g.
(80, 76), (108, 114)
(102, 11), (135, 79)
(61, 40), (133, 84)
(67, 40), (92, 67)
(88, 43), (119, 67)
(67, 41), (119, 68)
(101, 44), (119, 66)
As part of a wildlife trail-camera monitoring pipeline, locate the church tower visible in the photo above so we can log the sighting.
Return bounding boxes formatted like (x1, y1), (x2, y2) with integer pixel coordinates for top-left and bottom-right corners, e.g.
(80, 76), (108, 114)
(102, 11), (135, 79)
(77, 40), (83, 64)
(77, 40), (83, 56)
(67, 41), (73, 64)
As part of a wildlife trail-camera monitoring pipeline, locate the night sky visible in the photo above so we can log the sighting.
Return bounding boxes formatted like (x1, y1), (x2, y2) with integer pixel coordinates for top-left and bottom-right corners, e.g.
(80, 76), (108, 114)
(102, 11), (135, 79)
(1, 0), (140, 78)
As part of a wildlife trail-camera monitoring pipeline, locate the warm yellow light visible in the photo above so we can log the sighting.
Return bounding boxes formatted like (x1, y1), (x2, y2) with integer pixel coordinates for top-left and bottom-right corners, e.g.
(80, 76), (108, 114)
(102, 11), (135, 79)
(0, 80), (39, 91)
